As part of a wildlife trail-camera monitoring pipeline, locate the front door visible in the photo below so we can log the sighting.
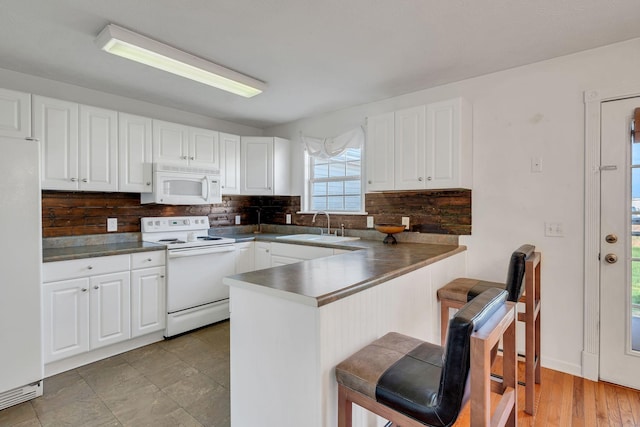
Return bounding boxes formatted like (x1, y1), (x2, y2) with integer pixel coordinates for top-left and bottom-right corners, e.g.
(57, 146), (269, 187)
(600, 97), (640, 389)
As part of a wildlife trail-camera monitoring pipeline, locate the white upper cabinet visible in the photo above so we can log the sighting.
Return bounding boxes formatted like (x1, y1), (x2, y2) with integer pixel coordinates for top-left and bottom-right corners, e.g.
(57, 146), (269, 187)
(118, 112), (153, 193)
(220, 132), (241, 194)
(365, 112), (394, 191)
(365, 97), (471, 191)
(241, 137), (290, 195)
(394, 105), (426, 190)
(79, 105), (118, 192)
(34, 96), (79, 191)
(152, 119), (219, 169)
(0, 88), (30, 138)
(35, 97), (118, 191)
(426, 98), (472, 189)
(152, 120), (189, 164)
(189, 127), (219, 169)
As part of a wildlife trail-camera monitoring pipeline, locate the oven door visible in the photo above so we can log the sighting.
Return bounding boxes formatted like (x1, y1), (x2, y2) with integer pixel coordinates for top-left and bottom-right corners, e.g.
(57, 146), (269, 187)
(166, 245), (236, 313)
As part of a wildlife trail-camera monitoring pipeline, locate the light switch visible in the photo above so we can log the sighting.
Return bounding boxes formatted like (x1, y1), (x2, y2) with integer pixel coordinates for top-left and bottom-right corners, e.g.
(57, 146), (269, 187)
(235, 215), (241, 225)
(107, 218), (117, 232)
(544, 222), (563, 237)
(286, 214), (292, 224)
(531, 157), (543, 173)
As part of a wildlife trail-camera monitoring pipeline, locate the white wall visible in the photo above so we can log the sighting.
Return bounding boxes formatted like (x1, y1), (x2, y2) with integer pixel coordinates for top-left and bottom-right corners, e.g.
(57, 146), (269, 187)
(0, 67), (263, 136)
(265, 37), (640, 376)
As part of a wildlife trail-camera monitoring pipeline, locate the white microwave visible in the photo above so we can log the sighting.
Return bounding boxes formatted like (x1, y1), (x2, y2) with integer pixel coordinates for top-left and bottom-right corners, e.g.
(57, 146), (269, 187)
(141, 163), (222, 205)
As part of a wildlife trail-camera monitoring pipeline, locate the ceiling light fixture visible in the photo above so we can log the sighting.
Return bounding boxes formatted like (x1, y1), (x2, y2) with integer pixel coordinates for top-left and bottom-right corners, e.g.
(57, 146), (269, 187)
(95, 24), (265, 98)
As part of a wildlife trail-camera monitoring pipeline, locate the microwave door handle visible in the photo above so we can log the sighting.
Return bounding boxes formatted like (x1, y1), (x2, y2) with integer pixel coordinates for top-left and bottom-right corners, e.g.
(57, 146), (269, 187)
(203, 176), (210, 201)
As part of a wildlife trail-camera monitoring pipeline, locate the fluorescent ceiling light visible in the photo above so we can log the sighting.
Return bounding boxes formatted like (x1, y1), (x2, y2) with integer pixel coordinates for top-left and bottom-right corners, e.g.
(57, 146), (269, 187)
(96, 24), (265, 98)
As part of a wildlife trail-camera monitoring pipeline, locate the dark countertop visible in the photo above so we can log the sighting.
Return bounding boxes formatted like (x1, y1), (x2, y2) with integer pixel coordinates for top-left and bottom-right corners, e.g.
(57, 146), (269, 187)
(224, 236), (466, 307)
(43, 241), (165, 262)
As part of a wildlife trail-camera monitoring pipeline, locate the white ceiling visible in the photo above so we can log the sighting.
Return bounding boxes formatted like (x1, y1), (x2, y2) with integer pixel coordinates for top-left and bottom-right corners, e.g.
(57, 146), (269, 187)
(1, 0), (639, 129)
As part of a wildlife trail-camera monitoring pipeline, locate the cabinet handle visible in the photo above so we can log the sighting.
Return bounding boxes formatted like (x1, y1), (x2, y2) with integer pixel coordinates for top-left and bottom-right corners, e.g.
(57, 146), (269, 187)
(418, 177), (423, 182)
(82, 178), (88, 183)
(70, 178), (78, 182)
(25, 137), (39, 142)
(160, 275), (165, 278)
(266, 249), (270, 253)
(147, 258), (152, 262)
(427, 177), (432, 181)
(368, 180), (372, 184)
(81, 288), (87, 292)
(190, 156), (195, 160)
(268, 187), (272, 190)
(181, 156), (188, 160)
(94, 285), (99, 290)
(87, 266), (93, 270)
(146, 182), (151, 186)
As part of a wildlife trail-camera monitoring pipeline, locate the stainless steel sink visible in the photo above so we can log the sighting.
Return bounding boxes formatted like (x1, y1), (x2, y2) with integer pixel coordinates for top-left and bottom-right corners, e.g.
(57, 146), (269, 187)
(276, 234), (360, 243)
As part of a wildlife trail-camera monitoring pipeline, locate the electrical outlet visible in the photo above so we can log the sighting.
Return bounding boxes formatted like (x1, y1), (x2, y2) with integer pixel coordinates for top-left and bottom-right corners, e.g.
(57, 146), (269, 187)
(544, 222), (564, 237)
(367, 216), (374, 228)
(107, 218), (117, 232)
(235, 215), (241, 225)
(402, 217), (410, 230)
(286, 214), (292, 224)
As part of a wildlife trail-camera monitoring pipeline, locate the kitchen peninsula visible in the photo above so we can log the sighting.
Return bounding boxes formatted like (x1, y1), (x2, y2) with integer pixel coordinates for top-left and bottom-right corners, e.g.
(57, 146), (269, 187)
(223, 239), (466, 427)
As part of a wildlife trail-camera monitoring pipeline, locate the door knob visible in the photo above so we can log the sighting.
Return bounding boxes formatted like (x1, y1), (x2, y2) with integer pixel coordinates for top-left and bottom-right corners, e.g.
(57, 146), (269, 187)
(605, 234), (618, 244)
(604, 253), (618, 264)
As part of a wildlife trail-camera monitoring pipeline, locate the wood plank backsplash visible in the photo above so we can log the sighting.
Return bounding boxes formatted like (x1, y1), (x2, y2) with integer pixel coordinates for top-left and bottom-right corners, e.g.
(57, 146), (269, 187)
(42, 189), (471, 237)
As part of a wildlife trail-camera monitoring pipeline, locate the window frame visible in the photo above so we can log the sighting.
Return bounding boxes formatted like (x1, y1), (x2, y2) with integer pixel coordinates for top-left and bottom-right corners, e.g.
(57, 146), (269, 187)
(304, 147), (365, 214)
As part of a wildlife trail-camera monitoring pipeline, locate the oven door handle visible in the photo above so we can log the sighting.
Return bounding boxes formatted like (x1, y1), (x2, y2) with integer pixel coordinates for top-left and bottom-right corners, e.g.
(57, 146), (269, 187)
(168, 245), (236, 258)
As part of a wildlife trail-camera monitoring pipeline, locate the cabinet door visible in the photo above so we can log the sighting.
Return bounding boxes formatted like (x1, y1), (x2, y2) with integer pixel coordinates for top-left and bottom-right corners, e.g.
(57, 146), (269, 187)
(426, 99), (460, 189)
(43, 278), (90, 363)
(131, 267), (166, 337)
(273, 137), (291, 195)
(235, 242), (255, 274)
(365, 112), (394, 191)
(241, 137), (273, 195)
(79, 105), (118, 191)
(0, 88), (30, 138)
(394, 106), (426, 190)
(33, 96), (79, 190)
(254, 242), (272, 270)
(220, 132), (241, 194)
(119, 113), (153, 192)
(89, 271), (131, 349)
(153, 120), (189, 164)
(189, 127), (219, 169)
(271, 255), (301, 266)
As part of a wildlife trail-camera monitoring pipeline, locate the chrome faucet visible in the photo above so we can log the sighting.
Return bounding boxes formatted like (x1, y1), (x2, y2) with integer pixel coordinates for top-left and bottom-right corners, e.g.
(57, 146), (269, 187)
(312, 211), (330, 235)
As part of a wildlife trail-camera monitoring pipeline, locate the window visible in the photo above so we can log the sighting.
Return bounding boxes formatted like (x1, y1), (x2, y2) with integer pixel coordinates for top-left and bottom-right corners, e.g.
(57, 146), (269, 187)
(308, 147), (362, 212)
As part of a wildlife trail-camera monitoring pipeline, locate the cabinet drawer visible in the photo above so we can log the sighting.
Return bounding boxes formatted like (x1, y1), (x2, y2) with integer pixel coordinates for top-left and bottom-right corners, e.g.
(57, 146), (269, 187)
(270, 242), (333, 260)
(43, 254), (130, 282)
(131, 250), (166, 269)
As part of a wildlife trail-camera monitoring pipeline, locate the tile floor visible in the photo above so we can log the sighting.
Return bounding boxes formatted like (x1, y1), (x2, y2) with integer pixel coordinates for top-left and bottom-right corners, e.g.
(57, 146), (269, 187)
(0, 321), (231, 427)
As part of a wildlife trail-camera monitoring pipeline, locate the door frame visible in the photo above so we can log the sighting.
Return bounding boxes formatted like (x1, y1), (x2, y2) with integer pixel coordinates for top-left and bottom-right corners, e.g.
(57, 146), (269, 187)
(583, 87), (640, 380)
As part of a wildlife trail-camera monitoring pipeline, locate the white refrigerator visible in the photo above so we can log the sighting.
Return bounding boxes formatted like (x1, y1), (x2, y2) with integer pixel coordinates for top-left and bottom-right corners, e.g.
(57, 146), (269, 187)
(0, 136), (43, 409)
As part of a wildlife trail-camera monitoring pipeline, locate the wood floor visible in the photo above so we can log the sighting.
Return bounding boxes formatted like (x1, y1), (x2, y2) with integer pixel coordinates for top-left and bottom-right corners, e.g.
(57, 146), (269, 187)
(453, 362), (640, 426)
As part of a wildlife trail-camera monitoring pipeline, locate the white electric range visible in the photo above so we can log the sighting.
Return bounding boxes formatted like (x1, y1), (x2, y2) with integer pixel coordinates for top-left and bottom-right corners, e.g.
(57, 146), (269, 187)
(142, 216), (236, 337)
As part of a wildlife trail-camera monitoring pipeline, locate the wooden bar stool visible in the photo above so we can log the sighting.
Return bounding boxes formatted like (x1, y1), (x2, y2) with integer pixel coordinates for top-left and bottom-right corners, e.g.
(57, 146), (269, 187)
(437, 245), (541, 415)
(335, 288), (517, 427)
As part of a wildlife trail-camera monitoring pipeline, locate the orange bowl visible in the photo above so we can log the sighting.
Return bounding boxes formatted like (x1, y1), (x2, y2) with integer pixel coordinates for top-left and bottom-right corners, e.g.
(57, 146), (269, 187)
(374, 224), (405, 234)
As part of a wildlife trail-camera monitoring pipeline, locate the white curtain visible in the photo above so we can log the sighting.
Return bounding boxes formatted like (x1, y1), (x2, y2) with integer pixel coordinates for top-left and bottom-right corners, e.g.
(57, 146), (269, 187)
(301, 126), (364, 159)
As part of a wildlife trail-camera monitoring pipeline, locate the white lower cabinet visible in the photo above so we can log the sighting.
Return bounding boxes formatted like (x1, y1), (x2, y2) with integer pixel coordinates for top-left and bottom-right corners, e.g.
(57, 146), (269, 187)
(131, 267), (165, 337)
(42, 251), (166, 364)
(89, 272), (131, 350)
(42, 278), (90, 363)
(235, 242), (255, 274)
(254, 242), (272, 271)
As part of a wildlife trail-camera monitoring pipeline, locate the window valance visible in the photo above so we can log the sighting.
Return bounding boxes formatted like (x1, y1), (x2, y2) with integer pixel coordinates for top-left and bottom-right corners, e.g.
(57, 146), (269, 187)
(301, 126), (364, 159)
